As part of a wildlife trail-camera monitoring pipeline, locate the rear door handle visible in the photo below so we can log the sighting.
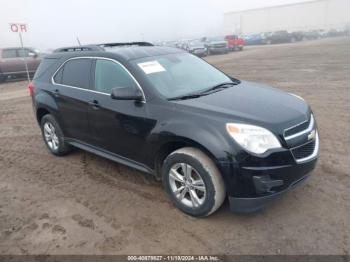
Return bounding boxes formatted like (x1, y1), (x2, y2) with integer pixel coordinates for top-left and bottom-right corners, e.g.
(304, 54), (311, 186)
(88, 100), (100, 109)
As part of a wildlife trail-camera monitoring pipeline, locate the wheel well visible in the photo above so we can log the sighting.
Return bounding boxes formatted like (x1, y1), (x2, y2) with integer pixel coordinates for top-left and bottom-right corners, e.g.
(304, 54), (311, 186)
(36, 108), (50, 124)
(154, 140), (217, 179)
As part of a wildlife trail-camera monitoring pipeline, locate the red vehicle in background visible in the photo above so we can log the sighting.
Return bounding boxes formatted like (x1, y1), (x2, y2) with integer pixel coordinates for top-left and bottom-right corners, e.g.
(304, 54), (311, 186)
(225, 35), (245, 51)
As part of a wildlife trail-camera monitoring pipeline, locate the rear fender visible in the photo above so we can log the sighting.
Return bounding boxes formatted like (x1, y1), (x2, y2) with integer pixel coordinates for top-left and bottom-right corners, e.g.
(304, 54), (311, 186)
(34, 91), (60, 123)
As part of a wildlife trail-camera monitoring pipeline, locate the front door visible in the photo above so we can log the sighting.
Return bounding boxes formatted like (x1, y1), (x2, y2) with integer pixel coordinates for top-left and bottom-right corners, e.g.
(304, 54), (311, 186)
(87, 58), (150, 162)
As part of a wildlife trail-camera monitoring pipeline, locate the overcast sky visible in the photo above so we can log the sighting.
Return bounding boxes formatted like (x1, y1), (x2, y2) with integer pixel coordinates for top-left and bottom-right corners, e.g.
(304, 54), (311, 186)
(0, 0), (310, 51)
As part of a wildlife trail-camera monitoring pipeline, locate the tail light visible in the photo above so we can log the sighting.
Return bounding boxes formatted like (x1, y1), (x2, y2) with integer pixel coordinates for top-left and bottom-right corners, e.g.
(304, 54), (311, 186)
(28, 82), (34, 96)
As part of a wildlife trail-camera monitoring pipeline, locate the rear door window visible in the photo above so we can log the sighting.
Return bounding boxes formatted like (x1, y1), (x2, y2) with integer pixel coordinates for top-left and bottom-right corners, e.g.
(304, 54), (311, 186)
(60, 58), (92, 89)
(2, 49), (18, 58)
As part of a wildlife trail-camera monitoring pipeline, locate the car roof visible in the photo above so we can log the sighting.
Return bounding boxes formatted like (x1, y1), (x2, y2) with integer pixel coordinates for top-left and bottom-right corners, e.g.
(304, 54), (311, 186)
(45, 46), (184, 62)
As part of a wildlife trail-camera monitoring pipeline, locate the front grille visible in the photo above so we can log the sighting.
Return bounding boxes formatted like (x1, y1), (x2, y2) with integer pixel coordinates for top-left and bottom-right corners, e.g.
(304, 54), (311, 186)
(284, 114), (314, 141)
(291, 140), (316, 160)
(285, 120), (309, 137)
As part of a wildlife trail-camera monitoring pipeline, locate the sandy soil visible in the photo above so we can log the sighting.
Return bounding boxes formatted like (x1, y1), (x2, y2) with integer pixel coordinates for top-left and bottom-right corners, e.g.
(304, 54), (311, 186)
(0, 37), (349, 255)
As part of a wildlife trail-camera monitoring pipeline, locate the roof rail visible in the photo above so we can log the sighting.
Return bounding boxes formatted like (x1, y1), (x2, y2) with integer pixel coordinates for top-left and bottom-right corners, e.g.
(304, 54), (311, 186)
(99, 42), (154, 48)
(53, 45), (104, 53)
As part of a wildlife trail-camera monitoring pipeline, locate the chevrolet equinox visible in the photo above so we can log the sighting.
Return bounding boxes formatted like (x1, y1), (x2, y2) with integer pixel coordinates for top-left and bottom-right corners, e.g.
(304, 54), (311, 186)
(30, 43), (319, 217)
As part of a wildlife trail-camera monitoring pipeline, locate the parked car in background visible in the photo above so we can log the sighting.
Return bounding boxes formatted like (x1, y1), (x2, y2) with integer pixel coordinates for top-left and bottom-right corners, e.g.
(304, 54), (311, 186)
(201, 36), (229, 55)
(183, 40), (207, 57)
(161, 41), (179, 48)
(0, 47), (41, 82)
(264, 30), (299, 44)
(327, 28), (347, 37)
(301, 30), (322, 40)
(290, 31), (304, 42)
(225, 35), (245, 51)
(243, 34), (267, 45)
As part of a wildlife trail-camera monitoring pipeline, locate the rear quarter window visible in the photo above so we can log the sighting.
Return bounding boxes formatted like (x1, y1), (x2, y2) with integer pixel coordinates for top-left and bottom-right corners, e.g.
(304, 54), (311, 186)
(53, 67), (63, 84)
(59, 58), (92, 89)
(33, 58), (59, 79)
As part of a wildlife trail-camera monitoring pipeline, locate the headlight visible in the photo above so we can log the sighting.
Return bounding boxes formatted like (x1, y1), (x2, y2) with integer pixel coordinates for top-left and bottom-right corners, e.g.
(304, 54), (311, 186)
(226, 123), (281, 154)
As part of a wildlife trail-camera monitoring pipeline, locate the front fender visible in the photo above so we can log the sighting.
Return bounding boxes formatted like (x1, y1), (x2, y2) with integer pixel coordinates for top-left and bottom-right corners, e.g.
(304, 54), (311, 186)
(148, 119), (241, 196)
(149, 118), (240, 164)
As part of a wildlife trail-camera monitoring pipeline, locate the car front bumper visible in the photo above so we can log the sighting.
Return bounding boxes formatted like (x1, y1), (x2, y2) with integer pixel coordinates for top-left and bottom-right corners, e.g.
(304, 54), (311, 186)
(208, 46), (227, 53)
(228, 172), (311, 213)
(217, 140), (319, 213)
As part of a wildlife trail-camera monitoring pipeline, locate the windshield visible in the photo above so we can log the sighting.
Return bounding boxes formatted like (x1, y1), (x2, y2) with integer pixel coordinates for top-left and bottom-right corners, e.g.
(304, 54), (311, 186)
(131, 53), (233, 99)
(207, 36), (225, 41)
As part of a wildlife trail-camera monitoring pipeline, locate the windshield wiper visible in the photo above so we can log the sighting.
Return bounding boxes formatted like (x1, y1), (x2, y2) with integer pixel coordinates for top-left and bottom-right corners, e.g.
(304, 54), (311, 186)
(200, 81), (240, 95)
(167, 93), (203, 101)
(167, 80), (241, 101)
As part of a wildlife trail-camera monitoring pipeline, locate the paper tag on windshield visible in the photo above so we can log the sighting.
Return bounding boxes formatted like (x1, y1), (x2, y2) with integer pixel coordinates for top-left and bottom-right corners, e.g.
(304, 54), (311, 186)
(138, 61), (166, 74)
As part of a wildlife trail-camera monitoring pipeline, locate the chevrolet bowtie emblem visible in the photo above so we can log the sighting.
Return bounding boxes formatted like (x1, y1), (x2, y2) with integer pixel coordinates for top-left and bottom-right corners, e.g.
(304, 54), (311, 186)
(308, 130), (316, 141)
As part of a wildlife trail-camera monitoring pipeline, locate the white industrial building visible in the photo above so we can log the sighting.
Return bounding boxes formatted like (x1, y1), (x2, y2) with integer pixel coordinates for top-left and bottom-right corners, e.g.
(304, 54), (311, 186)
(224, 0), (350, 35)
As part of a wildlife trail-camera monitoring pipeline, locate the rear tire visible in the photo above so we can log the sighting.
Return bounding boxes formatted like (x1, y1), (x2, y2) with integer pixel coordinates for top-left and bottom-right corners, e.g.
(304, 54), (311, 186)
(162, 147), (226, 217)
(40, 114), (71, 156)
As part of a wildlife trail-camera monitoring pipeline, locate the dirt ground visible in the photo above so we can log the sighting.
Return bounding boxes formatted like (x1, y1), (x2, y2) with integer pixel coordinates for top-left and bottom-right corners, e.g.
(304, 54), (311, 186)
(0, 37), (349, 255)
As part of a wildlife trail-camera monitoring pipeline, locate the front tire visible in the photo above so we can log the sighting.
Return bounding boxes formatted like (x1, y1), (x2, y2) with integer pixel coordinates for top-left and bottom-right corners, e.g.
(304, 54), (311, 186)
(162, 147), (226, 217)
(40, 114), (71, 156)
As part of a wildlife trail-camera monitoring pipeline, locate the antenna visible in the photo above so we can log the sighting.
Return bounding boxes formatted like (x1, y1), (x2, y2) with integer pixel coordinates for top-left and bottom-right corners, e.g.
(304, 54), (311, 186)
(76, 37), (82, 46)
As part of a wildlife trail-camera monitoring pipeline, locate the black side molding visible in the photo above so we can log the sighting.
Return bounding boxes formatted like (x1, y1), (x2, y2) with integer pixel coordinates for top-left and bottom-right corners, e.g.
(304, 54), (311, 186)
(67, 139), (154, 175)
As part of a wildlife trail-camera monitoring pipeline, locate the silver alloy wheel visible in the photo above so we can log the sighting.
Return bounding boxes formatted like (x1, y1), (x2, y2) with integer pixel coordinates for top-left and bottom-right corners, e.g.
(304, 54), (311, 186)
(169, 163), (206, 208)
(43, 122), (59, 151)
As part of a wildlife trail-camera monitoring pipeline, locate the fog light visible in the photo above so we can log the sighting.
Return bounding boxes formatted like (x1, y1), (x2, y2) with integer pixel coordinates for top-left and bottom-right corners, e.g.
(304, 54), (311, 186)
(253, 175), (283, 194)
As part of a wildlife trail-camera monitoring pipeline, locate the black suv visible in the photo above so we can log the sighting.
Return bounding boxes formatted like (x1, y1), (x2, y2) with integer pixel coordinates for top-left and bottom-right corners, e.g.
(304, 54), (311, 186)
(30, 43), (319, 217)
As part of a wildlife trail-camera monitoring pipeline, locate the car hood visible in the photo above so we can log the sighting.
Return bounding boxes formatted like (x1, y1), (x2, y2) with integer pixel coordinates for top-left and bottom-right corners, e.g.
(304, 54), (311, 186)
(174, 81), (310, 134)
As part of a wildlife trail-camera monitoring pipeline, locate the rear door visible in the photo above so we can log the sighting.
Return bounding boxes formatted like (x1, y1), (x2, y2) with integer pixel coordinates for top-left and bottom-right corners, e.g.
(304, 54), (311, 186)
(87, 58), (149, 162)
(52, 57), (93, 142)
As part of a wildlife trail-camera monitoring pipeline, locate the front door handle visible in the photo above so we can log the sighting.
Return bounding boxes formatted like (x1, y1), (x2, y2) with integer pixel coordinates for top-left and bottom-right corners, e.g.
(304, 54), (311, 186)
(88, 100), (100, 110)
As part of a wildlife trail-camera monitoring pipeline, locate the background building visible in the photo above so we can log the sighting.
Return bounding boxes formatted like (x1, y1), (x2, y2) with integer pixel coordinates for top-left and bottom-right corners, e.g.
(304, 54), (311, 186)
(224, 0), (350, 35)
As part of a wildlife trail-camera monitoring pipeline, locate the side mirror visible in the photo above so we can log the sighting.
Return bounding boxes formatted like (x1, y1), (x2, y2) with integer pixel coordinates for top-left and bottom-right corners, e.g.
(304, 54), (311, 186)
(28, 52), (38, 58)
(111, 87), (144, 102)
